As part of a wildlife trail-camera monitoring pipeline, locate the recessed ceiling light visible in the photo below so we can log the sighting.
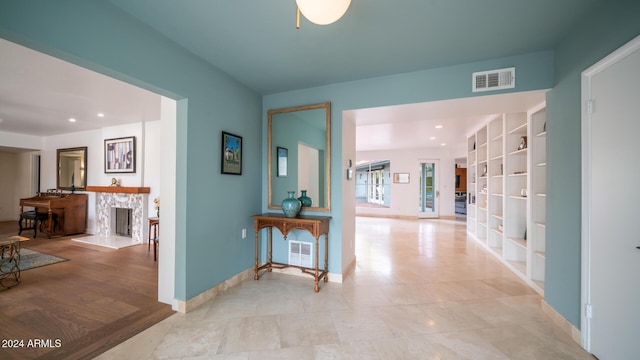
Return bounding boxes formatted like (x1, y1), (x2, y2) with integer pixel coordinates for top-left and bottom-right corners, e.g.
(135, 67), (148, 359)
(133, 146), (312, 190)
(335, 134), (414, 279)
(429, 136), (436, 140)
(68, 118), (77, 123)
(97, 113), (105, 117)
(440, 143), (446, 146)
(435, 125), (443, 129)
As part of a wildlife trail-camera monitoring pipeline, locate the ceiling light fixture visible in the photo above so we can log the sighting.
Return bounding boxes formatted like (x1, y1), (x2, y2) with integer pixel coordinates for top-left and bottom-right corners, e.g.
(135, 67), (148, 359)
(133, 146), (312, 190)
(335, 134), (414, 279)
(68, 118), (77, 123)
(97, 113), (105, 117)
(296, 0), (351, 29)
(435, 125), (443, 129)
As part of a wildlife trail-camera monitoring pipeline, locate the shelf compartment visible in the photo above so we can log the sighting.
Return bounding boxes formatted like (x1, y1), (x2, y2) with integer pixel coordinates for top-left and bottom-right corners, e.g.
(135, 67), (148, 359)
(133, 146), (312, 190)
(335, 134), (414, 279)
(508, 237), (527, 249)
(508, 148), (528, 156)
(507, 122), (527, 135)
(508, 195), (527, 200)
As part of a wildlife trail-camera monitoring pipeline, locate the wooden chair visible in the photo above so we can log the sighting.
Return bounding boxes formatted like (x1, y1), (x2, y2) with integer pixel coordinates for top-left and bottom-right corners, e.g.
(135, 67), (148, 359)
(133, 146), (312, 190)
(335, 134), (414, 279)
(148, 217), (159, 261)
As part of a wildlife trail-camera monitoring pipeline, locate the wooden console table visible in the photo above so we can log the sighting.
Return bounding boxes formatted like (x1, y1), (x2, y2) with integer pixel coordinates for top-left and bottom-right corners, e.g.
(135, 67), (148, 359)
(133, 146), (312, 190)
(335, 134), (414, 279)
(251, 213), (331, 292)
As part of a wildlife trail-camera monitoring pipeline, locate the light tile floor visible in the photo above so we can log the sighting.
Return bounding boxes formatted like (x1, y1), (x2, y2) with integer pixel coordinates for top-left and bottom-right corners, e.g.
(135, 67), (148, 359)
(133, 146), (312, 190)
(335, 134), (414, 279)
(96, 217), (593, 359)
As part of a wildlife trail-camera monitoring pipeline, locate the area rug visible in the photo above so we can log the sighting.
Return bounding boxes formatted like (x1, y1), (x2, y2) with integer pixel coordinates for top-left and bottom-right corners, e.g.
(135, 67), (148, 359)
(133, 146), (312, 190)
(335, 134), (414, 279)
(19, 248), (68, 271)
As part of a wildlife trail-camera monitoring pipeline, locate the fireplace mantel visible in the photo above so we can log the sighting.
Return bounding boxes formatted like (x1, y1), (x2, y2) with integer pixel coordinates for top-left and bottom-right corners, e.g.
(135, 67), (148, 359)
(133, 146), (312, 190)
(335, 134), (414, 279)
(86, 186), (150, 194)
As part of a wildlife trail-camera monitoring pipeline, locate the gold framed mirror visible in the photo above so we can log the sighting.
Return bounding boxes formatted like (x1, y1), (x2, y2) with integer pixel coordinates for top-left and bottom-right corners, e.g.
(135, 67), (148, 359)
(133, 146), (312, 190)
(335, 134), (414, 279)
(57, 146), (87, 191)
(268, 102), (331, 212)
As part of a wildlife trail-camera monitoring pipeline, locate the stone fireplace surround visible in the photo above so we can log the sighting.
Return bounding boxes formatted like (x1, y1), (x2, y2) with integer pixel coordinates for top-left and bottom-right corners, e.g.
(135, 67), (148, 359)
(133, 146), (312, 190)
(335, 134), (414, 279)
(86, 186), (150, 244)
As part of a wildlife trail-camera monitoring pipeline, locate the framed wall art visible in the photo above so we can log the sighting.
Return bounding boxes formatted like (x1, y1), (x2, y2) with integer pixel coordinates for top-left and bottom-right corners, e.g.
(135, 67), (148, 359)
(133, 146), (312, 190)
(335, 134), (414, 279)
(104, 136), (136, 173)
(393, 173), (410, 184)
(221, 131), (242, 175)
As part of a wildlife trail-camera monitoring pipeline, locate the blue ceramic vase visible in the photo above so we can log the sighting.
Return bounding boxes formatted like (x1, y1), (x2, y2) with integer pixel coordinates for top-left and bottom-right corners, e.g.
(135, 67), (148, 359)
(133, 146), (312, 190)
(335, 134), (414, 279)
(298, 190), (312, 207)
(281, 191), (302, 218)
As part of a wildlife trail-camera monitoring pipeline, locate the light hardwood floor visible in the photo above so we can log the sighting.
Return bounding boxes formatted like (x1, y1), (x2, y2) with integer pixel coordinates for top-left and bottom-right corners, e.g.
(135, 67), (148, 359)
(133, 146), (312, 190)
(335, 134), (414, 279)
(97, 217), (593, 359)
(0, 221), (174, 360)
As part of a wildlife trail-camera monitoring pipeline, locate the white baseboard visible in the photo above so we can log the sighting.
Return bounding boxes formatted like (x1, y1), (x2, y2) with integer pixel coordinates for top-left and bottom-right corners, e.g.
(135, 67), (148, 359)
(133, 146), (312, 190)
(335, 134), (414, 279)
(541, 299), (582, 345)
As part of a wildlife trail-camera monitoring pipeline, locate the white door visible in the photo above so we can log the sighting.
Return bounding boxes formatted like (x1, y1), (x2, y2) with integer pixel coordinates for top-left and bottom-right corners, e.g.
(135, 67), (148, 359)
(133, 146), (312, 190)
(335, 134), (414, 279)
(418, 160), (439, 218)
(582, 35), (640, 359)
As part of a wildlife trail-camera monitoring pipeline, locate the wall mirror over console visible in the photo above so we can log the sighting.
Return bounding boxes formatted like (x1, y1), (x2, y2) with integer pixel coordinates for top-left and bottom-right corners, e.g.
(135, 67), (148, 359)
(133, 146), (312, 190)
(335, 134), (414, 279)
(268, 102), (331, 212)
(57, 146), (87, 191)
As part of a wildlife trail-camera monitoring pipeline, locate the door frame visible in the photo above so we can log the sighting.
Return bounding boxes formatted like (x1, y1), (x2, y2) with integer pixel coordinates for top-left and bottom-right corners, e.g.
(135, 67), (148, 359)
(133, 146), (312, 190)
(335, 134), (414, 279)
(581, 34), (640, 351)
(418, 159), (439, 218)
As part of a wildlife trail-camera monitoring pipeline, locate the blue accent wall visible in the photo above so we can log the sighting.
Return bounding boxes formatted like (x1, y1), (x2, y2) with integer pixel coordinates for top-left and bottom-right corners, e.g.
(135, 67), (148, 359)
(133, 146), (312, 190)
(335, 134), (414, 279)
(0, 0), (262, 301)
(545, 1), (640, 328)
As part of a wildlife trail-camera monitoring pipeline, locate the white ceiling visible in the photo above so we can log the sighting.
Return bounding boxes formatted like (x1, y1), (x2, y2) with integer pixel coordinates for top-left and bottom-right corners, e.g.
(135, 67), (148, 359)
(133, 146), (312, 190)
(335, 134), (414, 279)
(0, 31), (546, 154)
(0, 38), (161, 139)
(350, 90), (547, 152)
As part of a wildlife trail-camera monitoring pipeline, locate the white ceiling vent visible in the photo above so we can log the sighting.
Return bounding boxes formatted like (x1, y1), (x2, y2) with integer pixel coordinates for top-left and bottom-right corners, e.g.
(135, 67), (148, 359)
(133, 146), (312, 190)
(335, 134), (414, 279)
(472, 67), (515, 92)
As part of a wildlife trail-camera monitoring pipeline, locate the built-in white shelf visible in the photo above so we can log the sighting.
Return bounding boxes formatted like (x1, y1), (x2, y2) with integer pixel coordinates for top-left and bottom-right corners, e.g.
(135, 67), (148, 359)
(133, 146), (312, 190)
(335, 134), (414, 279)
(467, 106), (547, 297)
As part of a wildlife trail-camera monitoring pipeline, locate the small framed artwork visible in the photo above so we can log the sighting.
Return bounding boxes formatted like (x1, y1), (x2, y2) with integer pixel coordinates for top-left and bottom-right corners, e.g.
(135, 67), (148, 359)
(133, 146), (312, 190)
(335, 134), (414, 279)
(393, 173), (410, 184)
(277, 146), (288, 177)
(221, 131), (242, 175)
(104, 136), (136, 173)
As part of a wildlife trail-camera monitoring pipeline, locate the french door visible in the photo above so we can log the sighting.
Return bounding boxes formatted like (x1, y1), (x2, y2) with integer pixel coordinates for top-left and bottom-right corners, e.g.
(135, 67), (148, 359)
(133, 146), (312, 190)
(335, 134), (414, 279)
(418, 160), (439, 218)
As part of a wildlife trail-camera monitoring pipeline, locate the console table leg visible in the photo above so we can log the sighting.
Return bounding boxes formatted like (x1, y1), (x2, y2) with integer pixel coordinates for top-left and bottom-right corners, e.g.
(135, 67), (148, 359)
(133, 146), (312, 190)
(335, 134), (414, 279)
(267, 228), (273, 272)
(254, 228), (259, 280)
(324, 234), (329, 282)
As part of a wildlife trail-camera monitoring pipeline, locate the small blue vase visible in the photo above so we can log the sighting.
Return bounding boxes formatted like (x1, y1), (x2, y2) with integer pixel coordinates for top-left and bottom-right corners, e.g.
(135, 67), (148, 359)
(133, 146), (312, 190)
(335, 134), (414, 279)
(298, 190), (312, 207)
(281, 191), (302, 218)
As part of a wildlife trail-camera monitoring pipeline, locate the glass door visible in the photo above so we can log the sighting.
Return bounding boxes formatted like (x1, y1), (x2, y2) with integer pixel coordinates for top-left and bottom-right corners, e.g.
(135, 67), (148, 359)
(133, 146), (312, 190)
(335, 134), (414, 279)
(419, 160), (439, 218)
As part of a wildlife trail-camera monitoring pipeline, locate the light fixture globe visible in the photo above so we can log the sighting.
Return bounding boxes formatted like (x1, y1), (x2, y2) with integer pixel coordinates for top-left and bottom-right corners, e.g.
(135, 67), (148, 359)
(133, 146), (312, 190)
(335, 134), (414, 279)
(296, 0), (351, 25)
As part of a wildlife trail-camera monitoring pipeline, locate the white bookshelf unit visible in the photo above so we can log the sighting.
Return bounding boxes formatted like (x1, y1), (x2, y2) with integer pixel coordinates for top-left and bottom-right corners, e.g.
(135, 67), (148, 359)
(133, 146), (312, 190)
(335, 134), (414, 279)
(466, 104), (547, 295)
(529, 106), (547, 290)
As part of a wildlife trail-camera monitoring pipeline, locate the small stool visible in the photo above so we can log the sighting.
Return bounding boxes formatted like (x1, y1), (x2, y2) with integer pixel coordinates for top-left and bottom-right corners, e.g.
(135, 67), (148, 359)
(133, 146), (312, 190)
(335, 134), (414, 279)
(148, 217), (159, 261)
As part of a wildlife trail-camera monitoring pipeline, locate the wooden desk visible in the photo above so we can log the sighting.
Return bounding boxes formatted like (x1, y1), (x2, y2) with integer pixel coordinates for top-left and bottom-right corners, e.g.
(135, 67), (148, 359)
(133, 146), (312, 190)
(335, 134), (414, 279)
(251, 213), (331, 292)
(19, 193), (87, 237)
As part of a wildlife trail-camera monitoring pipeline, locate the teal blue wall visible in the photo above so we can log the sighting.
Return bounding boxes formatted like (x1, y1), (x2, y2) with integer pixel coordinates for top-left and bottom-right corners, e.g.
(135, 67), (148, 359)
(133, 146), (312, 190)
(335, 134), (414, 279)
(263, 50), (555, 274)
(545, 1), (640, 328)
(0, 0), (262, 301)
